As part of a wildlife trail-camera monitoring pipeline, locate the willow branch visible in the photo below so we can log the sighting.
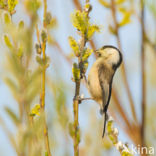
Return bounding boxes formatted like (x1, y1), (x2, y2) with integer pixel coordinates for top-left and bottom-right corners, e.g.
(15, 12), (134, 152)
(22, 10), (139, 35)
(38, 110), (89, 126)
(41, 0), (52, 155)
(110, 0), (138, 124)
(73, 0), (82, 11)
(73, 81), (80, 156)
(140, 0), (146, 148)
(145, 34), (156, 55)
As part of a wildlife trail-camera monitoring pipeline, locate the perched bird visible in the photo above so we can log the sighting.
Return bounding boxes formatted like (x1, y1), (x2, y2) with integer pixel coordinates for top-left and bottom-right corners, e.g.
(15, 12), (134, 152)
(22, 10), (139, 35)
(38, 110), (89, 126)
(87, 45), (122, 138)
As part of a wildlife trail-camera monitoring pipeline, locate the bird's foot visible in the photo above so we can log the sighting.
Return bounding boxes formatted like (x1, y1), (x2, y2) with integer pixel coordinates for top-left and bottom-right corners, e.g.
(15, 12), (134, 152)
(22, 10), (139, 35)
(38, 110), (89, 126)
(73, 95), (93, 104)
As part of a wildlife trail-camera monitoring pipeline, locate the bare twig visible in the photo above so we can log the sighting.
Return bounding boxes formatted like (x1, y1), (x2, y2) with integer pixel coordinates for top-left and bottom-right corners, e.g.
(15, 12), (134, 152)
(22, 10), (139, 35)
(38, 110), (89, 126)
(40, 0), (52, 155)
(73, 81), (81, 156)
(145, 34), (156, 55)
(73, 0), (82, 11)
(73, 32), (87, 156)
(140, 0), (146, 149)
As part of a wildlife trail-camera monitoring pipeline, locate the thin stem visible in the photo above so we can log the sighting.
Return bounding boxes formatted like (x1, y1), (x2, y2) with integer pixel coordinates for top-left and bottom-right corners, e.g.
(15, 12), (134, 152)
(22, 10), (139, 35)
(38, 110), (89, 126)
(73, 0), (82, 11)
(72, 1), (91, 154)
(40, 0), (52, 155)
(73, 81), (80, 156)
(140, 0), (146, 148)
(73, 32), (87, 156)
(110, 0), (138, 124)
(145, 34), (156, 55)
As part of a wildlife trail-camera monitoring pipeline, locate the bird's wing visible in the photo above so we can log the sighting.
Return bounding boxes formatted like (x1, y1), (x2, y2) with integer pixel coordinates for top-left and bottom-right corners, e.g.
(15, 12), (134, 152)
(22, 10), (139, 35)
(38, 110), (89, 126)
(98, 64), (114, 138)
(98, 64), (113, 111)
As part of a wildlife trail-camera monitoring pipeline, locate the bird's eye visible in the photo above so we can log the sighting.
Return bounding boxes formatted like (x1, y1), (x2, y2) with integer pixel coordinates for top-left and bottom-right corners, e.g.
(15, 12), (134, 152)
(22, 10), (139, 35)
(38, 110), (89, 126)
(97, 53), (101, 57)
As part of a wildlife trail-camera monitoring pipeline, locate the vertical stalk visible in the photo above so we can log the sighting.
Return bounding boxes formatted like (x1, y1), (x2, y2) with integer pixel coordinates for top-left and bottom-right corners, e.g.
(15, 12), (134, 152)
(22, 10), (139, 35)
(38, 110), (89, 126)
(41, 0), (52, 155)
(73, 81), (80, 156)
(72, 4), (88, 155)
(140, 0), (146, 149)
(73, 37), (86, 156)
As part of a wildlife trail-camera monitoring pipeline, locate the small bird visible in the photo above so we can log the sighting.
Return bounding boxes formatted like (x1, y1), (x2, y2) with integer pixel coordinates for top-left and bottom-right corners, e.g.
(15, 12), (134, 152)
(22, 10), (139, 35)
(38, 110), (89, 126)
(87, 45), (122, 138)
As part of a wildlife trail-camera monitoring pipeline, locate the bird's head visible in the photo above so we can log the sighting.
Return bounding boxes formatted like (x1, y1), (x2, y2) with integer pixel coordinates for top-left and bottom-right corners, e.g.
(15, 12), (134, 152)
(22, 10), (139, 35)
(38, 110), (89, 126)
(95, 45), (122, 69)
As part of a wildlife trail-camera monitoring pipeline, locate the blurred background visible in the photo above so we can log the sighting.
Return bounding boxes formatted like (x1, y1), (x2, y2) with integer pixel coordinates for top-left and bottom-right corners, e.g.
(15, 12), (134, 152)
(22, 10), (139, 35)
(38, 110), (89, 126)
(0, 0), (156, 156)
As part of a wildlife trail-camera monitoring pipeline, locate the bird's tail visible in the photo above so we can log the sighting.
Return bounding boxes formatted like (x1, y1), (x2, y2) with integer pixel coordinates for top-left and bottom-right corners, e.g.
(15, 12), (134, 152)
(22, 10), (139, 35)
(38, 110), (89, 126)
(102, 111), (108, 138)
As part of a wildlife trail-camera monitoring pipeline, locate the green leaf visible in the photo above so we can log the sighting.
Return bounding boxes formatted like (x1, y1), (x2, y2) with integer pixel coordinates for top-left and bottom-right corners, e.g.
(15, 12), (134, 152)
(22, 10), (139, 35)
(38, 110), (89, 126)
(44, 12), (52, 25)
(116, 0), (126, 5)
(107, 120), (113, 133)
(36, 56), (50, 66)
(5, 77), (19, 93)
(17, 43), (23, 58)
(35, 43), (42, 54)
(146, 0), (156, 18)
(18, 20), (24, 29)
(119, 11), (131, 27)
(87, 25), (100, 40)
(48, 17), (57, 29)
(98, 0), (110, 8)
(82, 48), (93, 61)
(5, 107), (20, 126)
(27, 85), (40, 104)
(71, 10), (89, 34)
(41, 29), (47, 42)
(72, 63), (80, 81)
(68, 123), (74, 138)
(82, 61), (88, 73)
(30, 104), (40, 116)
(68, 36), (80, 57)
(76, 128), (81, 144)
(8, 0), (18, 13)
(107, 119), (118, 144)
(0, 0), (6, 8)
(25, 0), (41, 15)
(109, 25), (116, 35)
(45, 152), (48, 156)
(4, 35), (13, 49)
(36, 56), (42, 64)
(47, 35), (55, 45)
(122, 150), (133, 156)
(4, 13), (11, 24)
(27, 68), (41, 85)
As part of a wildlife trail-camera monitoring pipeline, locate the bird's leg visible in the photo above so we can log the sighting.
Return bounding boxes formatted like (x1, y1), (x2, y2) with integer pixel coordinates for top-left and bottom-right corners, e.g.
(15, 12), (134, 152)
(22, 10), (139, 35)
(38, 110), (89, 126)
(80, 97), (93, 101)
(75, 95), (93, 104)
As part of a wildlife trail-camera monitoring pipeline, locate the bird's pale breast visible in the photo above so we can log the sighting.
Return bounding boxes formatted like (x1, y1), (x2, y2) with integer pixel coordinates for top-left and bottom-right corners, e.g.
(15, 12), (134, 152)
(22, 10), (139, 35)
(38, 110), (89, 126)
(88, 61), (102, 105)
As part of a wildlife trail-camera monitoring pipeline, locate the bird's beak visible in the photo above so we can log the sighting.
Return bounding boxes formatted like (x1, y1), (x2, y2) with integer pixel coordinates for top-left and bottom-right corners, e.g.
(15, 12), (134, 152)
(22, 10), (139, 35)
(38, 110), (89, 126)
(94, 50), (98, 58)
(95, 50), (99, 55)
